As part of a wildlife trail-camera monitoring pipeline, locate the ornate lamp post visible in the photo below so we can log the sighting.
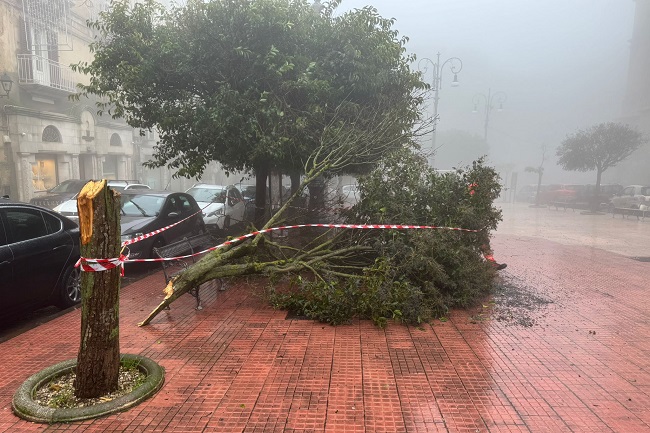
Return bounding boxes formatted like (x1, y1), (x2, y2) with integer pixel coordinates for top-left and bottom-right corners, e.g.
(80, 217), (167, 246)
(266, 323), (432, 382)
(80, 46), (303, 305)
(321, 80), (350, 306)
(418, 53), (463, 166)
(472, 88), (507, 143)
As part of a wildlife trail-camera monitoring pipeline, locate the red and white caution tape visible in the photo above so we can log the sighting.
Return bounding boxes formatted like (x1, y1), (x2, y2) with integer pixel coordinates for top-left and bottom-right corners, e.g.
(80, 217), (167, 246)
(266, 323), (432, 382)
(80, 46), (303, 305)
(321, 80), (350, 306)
(77, 223), (480, 272)
(76, 254), (128, 276)
(121, 208), (204, 247)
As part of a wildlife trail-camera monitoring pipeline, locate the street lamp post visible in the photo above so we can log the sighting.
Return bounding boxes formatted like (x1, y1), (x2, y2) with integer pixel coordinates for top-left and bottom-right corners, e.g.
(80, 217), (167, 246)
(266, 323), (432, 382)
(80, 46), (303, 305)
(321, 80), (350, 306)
(472, 88), (507, 143)
(418, 53), (463, 166)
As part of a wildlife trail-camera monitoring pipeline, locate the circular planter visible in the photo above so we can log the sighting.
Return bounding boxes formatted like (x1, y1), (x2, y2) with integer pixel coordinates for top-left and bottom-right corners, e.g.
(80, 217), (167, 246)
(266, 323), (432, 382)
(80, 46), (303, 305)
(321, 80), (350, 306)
(12, 354), (164, 423)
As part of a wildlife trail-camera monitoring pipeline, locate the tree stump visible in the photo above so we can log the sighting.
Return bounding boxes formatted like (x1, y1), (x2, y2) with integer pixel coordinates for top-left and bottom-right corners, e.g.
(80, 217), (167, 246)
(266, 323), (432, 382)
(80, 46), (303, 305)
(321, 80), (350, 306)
(74, 180), (122, 399)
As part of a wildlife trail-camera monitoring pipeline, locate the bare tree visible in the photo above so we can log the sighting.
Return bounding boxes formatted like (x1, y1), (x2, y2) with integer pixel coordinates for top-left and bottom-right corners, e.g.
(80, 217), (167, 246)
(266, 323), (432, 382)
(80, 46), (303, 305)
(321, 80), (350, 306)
(525, 144), (547, 207)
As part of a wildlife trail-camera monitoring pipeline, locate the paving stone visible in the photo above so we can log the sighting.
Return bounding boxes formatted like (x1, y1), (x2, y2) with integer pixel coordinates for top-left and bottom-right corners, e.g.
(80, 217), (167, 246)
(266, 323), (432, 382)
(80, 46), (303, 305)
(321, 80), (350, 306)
(0, 203), (649, 432)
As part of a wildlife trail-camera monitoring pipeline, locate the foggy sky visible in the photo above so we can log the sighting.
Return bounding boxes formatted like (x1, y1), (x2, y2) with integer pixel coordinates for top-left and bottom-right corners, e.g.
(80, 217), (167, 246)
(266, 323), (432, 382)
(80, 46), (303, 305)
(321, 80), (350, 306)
(159, 0), (637, 185)
(338, 0), (636, 184)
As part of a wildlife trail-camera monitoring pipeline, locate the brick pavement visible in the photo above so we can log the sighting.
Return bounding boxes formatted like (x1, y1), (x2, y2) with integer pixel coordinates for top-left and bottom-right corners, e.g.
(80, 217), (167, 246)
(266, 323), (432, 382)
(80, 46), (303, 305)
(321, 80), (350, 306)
(1, 204), (649, 432)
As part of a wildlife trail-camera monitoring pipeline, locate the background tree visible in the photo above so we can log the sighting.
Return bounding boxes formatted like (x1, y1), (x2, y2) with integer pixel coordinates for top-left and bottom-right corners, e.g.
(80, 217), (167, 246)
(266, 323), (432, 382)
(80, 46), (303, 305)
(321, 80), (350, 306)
(525, 144), (547, 207)
(557, 122), (647, 209)
(73, 0), (427, 223)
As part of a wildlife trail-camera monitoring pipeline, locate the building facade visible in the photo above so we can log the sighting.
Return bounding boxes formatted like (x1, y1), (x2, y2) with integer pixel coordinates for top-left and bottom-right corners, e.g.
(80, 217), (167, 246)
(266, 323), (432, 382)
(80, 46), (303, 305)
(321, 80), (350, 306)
(618, 0), (650, 184)
(0, 0), (203, 201)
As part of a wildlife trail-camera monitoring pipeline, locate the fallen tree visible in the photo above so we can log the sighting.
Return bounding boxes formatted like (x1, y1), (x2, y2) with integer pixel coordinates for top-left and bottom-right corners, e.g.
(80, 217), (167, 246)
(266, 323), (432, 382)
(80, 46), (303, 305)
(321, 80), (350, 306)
(139, 103), (417, 325)
(139, 128), (502, 326)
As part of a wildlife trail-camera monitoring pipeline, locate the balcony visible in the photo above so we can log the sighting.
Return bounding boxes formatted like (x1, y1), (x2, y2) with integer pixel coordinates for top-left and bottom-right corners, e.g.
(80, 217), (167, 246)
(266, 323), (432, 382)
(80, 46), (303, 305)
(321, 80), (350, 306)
(17, 54), (77, 95)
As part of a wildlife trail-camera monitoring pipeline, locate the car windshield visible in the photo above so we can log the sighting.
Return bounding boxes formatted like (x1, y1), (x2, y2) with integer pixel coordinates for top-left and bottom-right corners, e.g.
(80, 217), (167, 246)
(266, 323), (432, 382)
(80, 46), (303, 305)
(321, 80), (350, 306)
(49, 180), (83, 193)
(187, 187), (226, 203)
(121, 194), (165, 217)
(641, 187), (650, 196)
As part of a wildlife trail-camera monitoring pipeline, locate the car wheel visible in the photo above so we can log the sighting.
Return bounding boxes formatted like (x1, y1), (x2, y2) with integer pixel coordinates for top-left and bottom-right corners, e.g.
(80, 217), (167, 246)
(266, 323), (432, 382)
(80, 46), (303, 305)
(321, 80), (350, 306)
(223, 215), (231, 230)
(57, 265), (81, 309)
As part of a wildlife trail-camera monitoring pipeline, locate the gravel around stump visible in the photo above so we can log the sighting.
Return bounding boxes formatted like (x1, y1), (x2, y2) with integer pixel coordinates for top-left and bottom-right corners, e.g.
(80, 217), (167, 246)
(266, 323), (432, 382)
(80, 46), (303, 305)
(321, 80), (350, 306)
(11, 354), (164, 423)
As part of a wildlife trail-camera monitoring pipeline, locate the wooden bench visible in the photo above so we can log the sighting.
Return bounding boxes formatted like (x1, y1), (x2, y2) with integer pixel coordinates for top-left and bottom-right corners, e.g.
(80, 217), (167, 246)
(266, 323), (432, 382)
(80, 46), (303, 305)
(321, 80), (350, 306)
(612, 207), (649, 220)
(549, 200), (577, 212)
(153, 232), (222, 310)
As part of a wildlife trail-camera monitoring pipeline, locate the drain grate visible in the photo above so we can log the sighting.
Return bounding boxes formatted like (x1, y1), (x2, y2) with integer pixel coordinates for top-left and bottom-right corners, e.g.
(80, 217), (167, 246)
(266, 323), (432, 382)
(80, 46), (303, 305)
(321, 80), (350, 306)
(631, 256), (650, 262)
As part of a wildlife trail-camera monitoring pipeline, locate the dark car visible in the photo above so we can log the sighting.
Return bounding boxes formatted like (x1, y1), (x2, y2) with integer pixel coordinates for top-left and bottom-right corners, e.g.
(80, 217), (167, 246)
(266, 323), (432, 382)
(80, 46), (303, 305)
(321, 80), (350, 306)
(0, 198), (81, 313)
(29, 179), (89, 210)
(119, 191), (206, 259)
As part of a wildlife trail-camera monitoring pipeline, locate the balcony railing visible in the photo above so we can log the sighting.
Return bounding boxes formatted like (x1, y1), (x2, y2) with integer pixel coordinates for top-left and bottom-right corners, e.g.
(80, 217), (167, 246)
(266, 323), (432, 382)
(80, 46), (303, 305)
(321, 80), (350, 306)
(17, 54), (77, 93)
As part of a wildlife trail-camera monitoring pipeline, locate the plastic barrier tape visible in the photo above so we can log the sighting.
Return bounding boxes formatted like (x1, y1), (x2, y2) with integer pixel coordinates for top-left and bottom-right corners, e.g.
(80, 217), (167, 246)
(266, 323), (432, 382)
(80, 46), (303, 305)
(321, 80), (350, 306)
(77, 223), (480, 272)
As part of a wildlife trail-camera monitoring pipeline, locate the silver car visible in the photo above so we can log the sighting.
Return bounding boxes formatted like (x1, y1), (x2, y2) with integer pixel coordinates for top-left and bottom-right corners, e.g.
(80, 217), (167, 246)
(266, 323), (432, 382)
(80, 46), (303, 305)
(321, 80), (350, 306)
(611, 185), (650, 209)
(185, 184), (246, 235)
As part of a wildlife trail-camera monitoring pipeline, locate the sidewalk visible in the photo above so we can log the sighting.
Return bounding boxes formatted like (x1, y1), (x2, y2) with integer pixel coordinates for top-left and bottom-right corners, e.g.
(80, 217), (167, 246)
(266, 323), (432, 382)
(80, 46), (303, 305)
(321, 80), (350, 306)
(1, 203), (649, 432)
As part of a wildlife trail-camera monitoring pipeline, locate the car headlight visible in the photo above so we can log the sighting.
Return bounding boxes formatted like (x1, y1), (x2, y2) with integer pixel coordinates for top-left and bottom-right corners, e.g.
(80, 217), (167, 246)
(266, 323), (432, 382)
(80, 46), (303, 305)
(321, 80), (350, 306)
(121, 232), (143, 244)
(207, 208), (224, 217)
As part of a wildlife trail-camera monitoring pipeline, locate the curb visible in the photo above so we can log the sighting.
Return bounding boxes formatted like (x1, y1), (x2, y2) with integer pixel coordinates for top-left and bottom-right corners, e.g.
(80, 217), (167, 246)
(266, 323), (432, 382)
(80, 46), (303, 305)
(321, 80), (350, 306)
(12, 354), (164, 423)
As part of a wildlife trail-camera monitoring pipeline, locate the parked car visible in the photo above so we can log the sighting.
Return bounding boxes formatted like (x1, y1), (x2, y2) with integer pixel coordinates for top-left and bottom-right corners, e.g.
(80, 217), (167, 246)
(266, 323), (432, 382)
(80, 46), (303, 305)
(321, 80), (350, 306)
(106, 181), (151, 192)
(0, 197), (81, 313)
(534, 184), (587, 204)
(341, 184), (360, 208)
(610, 185), (650, 209)
(52, 182), (152, 220)
(29, 179), (89, 209)
(120, 191), (206, 259)
(185, 184), (245, 235)
(522, 184), (562, 205)
(584, 184), (624, 208)
(515, 184), (538, 203)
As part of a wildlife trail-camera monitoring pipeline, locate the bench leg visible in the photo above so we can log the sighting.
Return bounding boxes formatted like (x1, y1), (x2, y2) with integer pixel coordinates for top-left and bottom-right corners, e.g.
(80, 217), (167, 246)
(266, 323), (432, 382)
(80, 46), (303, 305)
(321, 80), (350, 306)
(189, 286), (202, 310)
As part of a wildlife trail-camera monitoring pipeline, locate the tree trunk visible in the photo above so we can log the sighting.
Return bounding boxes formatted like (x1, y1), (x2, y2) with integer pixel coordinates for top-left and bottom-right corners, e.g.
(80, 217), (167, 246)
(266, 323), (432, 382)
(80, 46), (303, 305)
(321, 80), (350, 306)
(289, 171), (301, 220)
(535, 171), (543, 206)
(74, 180), (122, 398)
(254, 165), (269, 227)
(593, 169), (603, 211)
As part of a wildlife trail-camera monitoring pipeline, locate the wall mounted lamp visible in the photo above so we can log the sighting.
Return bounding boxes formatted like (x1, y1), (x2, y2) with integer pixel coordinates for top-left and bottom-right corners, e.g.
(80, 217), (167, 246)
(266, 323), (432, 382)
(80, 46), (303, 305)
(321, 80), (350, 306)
(0, 72), (13, 98)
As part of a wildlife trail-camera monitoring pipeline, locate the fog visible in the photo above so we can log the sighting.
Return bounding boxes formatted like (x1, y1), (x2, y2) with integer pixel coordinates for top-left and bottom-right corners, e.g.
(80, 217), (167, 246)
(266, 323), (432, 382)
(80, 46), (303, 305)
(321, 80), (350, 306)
(160, 0), (637, 188)
(337, 0), (636, 186)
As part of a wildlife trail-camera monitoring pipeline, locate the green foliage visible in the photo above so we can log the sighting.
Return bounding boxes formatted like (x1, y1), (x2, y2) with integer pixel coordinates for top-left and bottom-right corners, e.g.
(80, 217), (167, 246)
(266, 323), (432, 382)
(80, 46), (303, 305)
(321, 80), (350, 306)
(269, 149), (502, 326)
(556, 122), (647, 174)
(268, 259), (430, 327)
(350, 147), (502, 240)
(73, 0), (426, 181)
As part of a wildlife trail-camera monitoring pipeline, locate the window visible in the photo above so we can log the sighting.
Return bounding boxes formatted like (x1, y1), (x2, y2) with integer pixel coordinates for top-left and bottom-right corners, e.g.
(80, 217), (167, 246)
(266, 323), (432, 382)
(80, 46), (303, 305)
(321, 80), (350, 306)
(5, 209), (48, 243)
(102, 155), (118, 180)
(110, 133), (122, 146)
(227, 188), (242, 207)
(171, 195), (192, 213)
(0, 218), (7, 247)
(42, 125), (62, 143)
(43, 212), (62, 234)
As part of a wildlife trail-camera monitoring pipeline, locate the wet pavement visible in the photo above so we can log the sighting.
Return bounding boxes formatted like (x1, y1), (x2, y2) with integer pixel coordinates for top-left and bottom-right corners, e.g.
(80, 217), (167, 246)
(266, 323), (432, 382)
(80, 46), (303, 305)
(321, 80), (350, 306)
(0, 202), (649, 432)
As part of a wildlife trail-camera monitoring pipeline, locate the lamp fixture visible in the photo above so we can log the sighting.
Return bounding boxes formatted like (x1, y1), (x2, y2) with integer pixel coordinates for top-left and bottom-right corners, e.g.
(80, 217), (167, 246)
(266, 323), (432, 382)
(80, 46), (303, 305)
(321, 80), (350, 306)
(0, 72), (13, 98)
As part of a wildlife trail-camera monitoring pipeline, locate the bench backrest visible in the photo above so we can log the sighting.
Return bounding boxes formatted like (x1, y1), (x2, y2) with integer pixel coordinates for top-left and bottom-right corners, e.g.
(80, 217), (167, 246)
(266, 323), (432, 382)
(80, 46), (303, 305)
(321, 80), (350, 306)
(153, 232), (215, 282)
